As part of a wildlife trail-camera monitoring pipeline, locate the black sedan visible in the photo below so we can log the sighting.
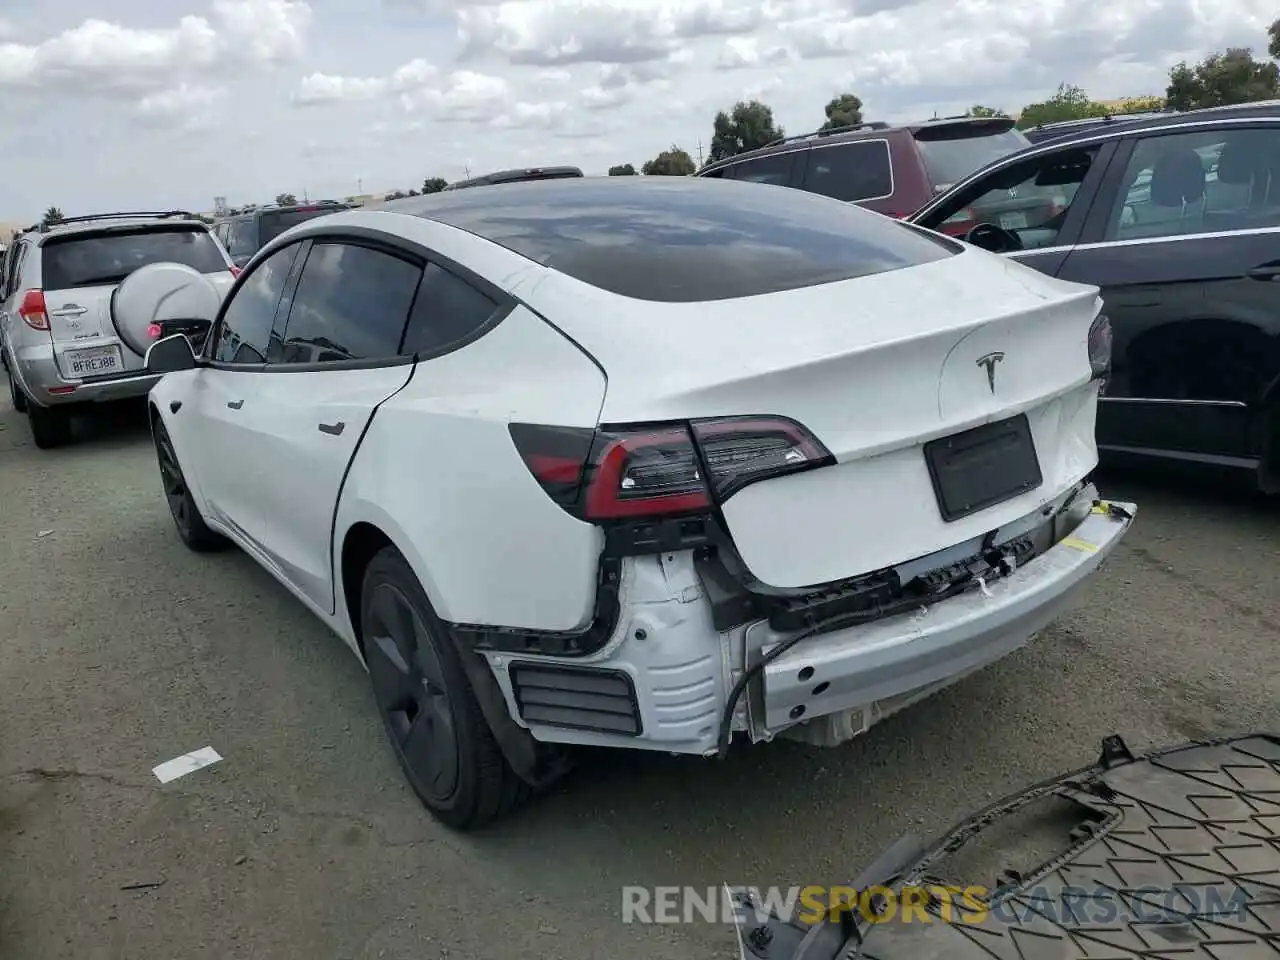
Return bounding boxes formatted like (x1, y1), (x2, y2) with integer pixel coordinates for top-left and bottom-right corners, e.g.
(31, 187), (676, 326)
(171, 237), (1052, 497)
(911, 102), (1280, 492)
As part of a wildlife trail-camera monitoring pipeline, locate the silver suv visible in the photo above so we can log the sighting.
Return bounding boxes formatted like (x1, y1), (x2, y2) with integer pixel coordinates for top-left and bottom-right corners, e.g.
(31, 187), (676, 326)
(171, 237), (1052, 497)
(1, 212), (237, 448)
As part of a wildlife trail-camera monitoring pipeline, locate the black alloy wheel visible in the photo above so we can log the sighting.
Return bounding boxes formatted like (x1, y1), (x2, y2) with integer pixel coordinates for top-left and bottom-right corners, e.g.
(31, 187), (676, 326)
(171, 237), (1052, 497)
(152, 419), (227, 551)
(361, 547), (531, 830)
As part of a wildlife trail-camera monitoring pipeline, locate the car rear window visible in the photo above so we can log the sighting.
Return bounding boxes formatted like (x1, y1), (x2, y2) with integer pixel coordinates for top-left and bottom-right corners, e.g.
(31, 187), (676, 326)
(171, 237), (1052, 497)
(397, 176), (957, 302)
(260, 207), (346, 244)
(41, 227), (228, 290)
(915, 123), (1032, 191)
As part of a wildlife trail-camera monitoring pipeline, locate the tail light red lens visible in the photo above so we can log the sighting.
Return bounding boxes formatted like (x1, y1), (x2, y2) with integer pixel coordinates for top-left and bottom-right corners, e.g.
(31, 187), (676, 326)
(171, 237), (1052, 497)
(1088, 313), (1112, 381)
(509, 417), (834, 522)
(229, 266), (242, 278)
(18, 289), (49, 331)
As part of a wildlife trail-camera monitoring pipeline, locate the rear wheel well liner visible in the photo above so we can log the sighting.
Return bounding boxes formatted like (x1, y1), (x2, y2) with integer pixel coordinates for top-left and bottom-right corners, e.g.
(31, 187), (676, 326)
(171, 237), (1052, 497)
(338, 522), (572, 789)
(339, 521), (395, 659)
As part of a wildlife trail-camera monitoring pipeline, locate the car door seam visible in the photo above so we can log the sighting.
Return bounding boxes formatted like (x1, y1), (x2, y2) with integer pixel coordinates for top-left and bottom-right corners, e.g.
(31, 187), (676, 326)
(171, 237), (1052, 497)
(324, 360), (420, 616)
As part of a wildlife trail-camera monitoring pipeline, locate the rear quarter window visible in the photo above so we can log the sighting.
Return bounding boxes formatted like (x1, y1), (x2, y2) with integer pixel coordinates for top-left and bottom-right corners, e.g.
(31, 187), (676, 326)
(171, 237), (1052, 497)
(801, 140), (894, 202)
(41, 227), (228, 290)
(414, 177), (957, 303)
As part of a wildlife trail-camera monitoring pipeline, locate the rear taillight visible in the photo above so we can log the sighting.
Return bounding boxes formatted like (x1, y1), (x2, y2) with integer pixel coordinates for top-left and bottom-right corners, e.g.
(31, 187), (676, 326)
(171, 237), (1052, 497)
(229, 266), (242, 278)
(18, 290), (49, 330)
(509, 417), (834, 522)
(147, 323), (163, 341)
(1088, 313), (1112, 382)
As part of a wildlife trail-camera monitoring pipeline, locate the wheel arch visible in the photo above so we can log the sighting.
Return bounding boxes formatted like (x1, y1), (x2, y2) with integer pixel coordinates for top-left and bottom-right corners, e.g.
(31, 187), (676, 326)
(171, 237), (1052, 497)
(335, 512), (569, 789)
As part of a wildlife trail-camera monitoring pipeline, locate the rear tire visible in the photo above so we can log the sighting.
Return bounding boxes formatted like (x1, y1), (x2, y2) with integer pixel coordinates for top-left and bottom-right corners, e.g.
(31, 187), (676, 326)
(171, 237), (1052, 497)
(27, 403), (71, 449)
(153, 419), (228, 551)
(361, 547), (531, 830)
(6, 360), (27, 413)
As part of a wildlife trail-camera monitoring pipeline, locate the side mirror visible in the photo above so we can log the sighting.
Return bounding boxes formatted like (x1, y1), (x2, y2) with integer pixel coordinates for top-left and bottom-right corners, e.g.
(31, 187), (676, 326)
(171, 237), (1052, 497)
(113, 262), (221, 358)
(145, 334), (198, 375)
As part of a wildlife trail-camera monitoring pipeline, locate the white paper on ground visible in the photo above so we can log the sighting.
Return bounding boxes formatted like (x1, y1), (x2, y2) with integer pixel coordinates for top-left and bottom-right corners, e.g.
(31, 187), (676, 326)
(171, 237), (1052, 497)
(153, 746), (223, 784)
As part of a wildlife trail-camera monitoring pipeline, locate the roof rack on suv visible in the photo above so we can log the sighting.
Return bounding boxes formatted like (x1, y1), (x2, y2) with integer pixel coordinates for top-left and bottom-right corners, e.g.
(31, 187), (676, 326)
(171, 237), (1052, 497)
(764, 121), (892, 147)
(37, 210), (198, 233)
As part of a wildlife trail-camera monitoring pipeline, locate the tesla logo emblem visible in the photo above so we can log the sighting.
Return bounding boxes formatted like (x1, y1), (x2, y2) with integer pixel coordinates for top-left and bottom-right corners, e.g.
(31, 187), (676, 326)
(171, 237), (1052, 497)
(977, 352), (1005, 393)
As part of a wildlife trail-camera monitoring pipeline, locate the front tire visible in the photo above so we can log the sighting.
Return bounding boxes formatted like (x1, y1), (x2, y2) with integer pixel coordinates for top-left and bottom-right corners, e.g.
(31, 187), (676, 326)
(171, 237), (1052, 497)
(27, 402), (71, 449)
(153, 419), (228, 551)
(361, 547), (531, 830)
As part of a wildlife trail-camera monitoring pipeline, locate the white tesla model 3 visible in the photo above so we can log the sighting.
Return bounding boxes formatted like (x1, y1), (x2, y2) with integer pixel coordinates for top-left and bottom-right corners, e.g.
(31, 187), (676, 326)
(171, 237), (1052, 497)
(124, 177), (1135, 829)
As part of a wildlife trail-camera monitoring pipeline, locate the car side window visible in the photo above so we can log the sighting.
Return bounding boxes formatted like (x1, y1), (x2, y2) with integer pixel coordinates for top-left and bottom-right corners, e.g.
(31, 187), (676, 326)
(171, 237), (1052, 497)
(801, 140), (893, 202)
(226, 220), (256, 258)
(212, 243), (300, 364)
(725, 152), (796, 186)
(1104, 126), (1280, 241)
(277, 242), (422, 364)
(5, 243), (26, 298)
(924, 146), (1100, 249)
(401, 263), (501, 356)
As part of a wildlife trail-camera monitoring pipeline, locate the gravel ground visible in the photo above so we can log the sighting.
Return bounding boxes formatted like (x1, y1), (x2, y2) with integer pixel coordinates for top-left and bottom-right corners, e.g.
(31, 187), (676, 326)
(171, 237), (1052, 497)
(1, 396), (1278, 960)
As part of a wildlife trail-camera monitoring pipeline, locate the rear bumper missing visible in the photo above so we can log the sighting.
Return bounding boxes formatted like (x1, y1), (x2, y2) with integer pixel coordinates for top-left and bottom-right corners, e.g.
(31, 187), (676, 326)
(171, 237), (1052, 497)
(482, 487), (1134, 756)
(750, 499), (1133, 734)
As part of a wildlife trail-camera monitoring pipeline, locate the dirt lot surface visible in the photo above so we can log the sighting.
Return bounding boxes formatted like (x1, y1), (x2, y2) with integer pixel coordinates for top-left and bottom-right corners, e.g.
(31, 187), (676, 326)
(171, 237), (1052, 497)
(2, 398), (1278, 960)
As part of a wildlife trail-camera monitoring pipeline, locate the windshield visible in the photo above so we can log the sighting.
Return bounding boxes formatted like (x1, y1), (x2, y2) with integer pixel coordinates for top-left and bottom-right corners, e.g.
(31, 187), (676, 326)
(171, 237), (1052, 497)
(916, 129), (1032, 192)
(41, 227), (227, 289)
(260, 207), (346, 244)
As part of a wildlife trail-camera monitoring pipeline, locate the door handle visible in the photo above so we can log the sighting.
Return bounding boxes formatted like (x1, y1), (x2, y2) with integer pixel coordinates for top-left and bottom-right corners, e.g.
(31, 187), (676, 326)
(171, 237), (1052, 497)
(1246, 262), (1280, 281)
(318, 421), (345, 436)
(50, 305), (87, 317)
(227, 399), (243, 410)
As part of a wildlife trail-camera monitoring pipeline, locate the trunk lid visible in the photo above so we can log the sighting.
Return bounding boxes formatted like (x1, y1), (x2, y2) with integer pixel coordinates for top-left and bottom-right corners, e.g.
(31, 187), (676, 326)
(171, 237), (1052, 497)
(526, 247), (1103, 588)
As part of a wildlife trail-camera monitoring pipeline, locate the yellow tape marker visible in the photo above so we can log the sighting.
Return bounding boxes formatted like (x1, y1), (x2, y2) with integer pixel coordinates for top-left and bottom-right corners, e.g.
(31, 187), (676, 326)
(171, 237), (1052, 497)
(1062, 537), (1098, 553)
(1091, 501), (1111, 515)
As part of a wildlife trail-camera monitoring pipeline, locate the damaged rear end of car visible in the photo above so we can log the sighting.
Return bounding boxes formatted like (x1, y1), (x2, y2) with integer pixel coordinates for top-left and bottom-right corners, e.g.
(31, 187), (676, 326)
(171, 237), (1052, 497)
(452, 179), (1135, 758)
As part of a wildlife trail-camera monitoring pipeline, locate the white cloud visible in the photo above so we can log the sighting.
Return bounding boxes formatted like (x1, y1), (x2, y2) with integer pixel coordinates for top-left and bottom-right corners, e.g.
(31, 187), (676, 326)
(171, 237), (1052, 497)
(0, 0), (1275, 220)
(0, 0), (309, 101)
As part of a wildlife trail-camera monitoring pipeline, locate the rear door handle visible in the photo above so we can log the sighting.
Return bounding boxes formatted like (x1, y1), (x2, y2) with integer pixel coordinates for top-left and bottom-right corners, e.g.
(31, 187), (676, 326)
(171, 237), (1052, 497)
(227, 399), (243, 410)
(318, 421), (345, 436)
(50, 305), (87, 317)
(1246, 262), (1280, 280)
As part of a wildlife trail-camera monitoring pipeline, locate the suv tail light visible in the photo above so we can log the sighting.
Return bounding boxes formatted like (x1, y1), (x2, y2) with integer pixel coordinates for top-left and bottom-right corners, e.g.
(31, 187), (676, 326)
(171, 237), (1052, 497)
(1088, 313), (1112, 381)
(229, 266), (242, 278)
(509, 417), (834, 522)
(18, 290), (49, 330)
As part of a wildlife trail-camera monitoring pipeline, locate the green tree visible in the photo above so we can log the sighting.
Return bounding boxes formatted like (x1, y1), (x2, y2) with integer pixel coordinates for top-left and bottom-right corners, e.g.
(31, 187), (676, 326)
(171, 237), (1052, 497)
(708, 100), (784, 164)
(1165, 48), (1280, 111)
(275, 192), (298, 206)
(42, 206), (64, 226)
(422, 177), (447, 194)
(642, 146), (696, 176)
(608, 163), (637, 175)
(1269, 17), (1280, 60)
(967, 104), (1007, 118)
(384, 190), (409, 201)
(820, 93), (863, 131)
(1015, 83), (1108, 129)
(1113, 95), (1164, 114)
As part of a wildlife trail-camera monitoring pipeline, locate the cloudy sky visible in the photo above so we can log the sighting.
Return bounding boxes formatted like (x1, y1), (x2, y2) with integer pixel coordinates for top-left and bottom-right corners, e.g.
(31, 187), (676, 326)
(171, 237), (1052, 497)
(0, 0), (1272, 219)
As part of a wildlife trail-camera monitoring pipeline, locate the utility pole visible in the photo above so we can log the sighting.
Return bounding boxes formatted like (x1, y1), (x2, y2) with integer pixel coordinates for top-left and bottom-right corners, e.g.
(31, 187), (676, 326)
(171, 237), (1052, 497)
(464, 164), (471, 179)
(696, 139), (704, 167)
(357, 177), (363, 194)
(303, 187), (309, 203)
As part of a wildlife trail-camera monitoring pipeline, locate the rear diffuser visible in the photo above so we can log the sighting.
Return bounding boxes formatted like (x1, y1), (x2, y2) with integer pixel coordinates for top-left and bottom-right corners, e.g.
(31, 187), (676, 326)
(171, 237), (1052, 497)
(734, 734), (1280, 959)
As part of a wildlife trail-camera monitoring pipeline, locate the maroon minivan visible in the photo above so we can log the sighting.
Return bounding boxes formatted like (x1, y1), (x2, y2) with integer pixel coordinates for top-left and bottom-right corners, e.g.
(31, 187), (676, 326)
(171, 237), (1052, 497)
(694, 116), (1031, 236)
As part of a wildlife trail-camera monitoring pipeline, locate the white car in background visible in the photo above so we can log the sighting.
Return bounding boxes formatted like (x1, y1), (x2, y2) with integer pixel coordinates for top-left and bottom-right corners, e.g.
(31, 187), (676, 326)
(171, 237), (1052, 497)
(124, 177), (1135, 829)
